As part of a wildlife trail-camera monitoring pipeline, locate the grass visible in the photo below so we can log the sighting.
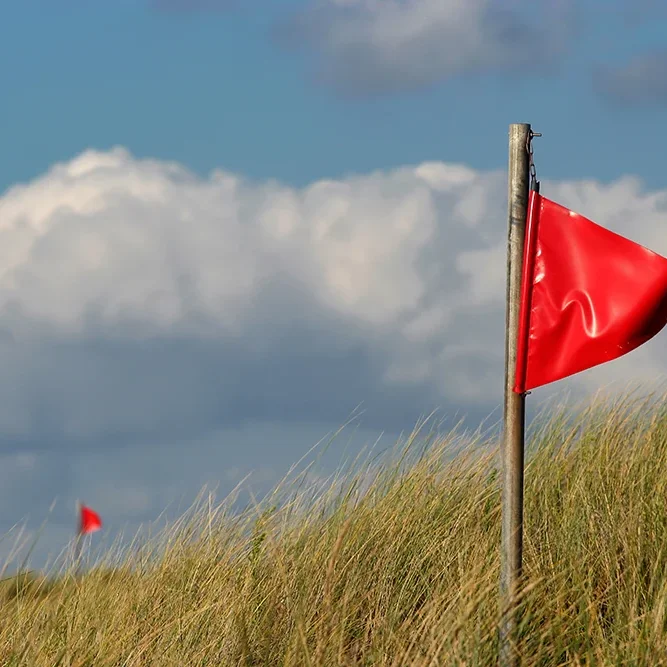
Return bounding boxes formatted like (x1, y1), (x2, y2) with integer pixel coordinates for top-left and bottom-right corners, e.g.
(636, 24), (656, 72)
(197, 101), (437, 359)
(2, 391), (667, 664)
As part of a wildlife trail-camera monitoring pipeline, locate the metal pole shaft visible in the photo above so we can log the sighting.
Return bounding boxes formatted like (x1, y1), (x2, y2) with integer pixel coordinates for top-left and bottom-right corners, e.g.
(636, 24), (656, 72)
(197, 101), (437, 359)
(499, 123), (531, 667)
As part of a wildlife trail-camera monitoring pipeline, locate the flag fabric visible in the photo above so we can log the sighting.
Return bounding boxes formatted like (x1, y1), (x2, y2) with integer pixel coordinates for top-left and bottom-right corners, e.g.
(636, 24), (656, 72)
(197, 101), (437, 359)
(514, 191), (667, 393)
(79, 505), (102, 535)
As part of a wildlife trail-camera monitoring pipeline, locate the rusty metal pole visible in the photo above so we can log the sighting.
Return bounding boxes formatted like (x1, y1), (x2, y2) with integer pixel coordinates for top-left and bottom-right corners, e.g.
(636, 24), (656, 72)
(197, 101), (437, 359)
(499, 123), (531, 667)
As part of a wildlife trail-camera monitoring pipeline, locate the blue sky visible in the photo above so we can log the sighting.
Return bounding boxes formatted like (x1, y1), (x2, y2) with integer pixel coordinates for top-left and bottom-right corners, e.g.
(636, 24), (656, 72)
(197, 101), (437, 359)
(2, 0), (667, 571)
(4, 0), (667, 194)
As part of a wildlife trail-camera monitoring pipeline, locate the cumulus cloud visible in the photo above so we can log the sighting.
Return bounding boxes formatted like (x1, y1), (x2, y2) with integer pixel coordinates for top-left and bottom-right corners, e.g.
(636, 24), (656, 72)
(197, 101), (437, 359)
(1, 147), (666, 456)
(0, 148), (507, 447)
(277, 0), (575, 95)
(595, 51), (667, 107)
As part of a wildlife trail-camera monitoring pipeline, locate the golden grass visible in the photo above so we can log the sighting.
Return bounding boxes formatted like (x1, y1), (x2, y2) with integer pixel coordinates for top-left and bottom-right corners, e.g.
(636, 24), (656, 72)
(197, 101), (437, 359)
(2, 391), (667, 665)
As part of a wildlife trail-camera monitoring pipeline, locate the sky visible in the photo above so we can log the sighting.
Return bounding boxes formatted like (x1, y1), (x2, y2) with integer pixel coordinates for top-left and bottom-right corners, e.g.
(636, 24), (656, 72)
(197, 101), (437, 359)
(2, 0), (667, 572)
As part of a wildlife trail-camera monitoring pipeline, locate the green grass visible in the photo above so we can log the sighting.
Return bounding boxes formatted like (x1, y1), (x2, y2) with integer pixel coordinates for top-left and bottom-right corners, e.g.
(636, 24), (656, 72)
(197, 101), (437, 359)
(2, 391), (667, 665)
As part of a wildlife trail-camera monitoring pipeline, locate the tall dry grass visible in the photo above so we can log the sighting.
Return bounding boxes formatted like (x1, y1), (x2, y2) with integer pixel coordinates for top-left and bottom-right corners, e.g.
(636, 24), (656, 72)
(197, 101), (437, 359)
(1, 392), (667, 665)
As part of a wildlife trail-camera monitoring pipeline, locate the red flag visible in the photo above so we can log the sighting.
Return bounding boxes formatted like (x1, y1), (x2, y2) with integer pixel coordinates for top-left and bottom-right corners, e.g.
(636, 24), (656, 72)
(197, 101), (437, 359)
(514, 191), (667, 393)
(79, 505), (102, 535)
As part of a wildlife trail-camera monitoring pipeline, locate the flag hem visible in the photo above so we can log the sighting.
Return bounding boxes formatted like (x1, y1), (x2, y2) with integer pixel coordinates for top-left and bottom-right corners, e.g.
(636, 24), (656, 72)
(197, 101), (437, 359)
(513, 190), (541, 393)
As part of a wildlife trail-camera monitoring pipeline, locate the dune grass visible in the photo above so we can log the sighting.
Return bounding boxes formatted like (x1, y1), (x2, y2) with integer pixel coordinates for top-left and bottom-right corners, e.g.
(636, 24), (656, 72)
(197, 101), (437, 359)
(2, 392), (667, 665)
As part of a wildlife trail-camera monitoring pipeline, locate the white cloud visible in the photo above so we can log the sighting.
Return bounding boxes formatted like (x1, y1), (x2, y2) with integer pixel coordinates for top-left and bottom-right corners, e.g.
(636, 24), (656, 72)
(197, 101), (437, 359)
(0, 148), (506, 437)
(0, 148), (666, 448)
(280, 0), (575, 95)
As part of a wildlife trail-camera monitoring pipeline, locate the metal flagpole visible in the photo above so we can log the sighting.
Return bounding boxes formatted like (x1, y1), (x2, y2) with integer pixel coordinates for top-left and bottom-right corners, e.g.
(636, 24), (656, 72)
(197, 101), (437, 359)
(499, 123), (539, 666)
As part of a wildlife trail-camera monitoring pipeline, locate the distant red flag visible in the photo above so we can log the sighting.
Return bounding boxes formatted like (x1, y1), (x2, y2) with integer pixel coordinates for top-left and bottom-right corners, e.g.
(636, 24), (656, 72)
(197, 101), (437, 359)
(79, 505), (102, 535)
(514, 191), (667, 393)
